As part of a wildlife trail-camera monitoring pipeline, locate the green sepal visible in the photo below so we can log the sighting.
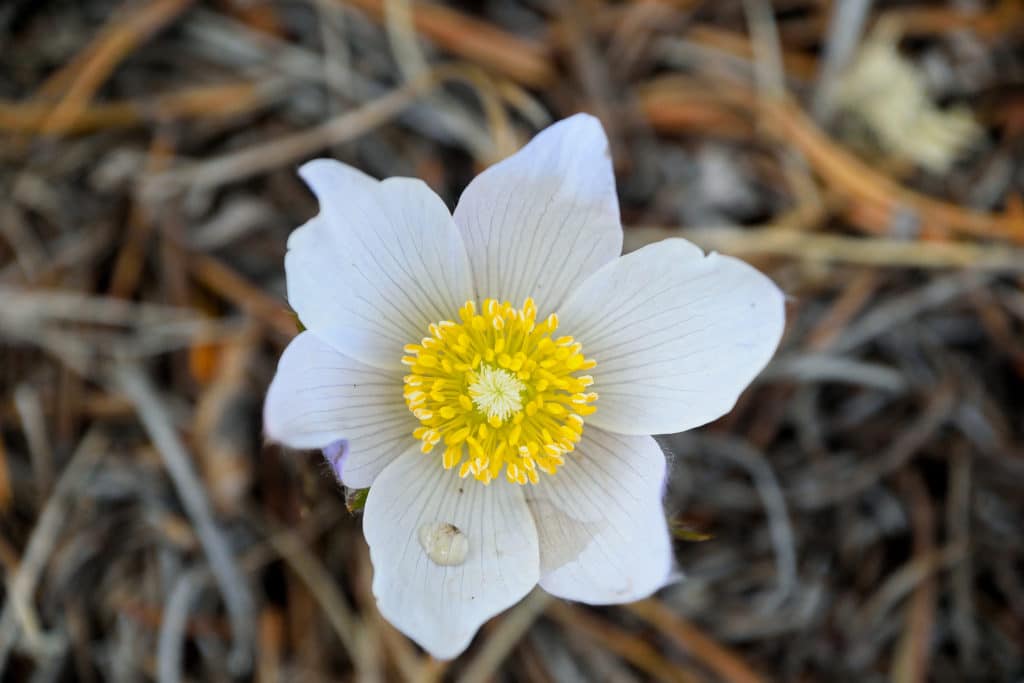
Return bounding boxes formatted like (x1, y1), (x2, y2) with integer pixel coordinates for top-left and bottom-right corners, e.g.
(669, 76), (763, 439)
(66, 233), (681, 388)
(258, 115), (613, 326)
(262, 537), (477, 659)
(670, 518), (713, 542)
(292, 311), (307, 333)
(345, 487), (369, 514)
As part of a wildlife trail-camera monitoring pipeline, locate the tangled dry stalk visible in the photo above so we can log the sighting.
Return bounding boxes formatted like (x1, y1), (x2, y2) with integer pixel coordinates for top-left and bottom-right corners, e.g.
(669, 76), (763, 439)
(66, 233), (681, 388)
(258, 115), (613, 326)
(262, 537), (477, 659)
(1, 0), (1023, 680)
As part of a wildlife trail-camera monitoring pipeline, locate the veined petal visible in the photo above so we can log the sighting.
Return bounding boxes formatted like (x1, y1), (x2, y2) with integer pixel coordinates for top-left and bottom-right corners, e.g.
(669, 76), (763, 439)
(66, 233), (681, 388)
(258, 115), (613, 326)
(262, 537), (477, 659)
(526, 427), (672, 603)
(560, 238), (785, 436)
(263, 331), (413, 488)
(453, 113), (622, 315)
(287, 159), (475, 370)
(364, 450), (539, 659)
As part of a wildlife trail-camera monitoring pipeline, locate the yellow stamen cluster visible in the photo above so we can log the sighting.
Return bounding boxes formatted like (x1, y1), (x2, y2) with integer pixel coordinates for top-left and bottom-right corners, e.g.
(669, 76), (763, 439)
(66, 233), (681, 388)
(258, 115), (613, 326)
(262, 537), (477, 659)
(402, 298), (598, 485)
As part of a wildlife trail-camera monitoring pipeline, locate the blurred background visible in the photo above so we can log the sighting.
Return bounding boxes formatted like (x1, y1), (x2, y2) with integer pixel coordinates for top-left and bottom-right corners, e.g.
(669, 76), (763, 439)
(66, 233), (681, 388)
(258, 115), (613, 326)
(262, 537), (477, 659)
(2, 0), (1023, 680)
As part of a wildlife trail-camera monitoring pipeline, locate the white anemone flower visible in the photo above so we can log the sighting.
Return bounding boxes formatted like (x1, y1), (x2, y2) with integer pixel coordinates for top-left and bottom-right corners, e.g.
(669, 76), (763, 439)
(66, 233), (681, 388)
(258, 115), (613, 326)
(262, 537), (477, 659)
(264, 114), (785, 659)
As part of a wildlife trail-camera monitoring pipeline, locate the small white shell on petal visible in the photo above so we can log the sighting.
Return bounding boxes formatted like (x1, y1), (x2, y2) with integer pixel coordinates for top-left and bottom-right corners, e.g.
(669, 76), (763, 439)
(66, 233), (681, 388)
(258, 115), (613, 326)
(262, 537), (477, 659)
(418, 522), (470, 566)
(364, 450), (539, 659)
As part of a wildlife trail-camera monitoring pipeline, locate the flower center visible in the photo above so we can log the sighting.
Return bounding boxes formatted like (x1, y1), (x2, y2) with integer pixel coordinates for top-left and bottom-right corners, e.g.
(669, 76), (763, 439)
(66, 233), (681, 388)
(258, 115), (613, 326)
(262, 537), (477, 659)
(402, 298), (598, 485)
(468, 365), (526, 421)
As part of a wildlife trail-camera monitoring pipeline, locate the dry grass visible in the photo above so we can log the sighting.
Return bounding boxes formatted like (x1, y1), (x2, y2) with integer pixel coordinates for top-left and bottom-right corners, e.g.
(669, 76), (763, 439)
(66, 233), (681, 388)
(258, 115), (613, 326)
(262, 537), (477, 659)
(1, 0), (1023, 680)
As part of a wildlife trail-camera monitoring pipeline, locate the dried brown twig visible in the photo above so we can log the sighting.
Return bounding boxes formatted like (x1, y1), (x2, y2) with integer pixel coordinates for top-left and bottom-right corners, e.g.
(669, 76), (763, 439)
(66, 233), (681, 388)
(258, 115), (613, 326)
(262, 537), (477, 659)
(2, 0), (1023, 680)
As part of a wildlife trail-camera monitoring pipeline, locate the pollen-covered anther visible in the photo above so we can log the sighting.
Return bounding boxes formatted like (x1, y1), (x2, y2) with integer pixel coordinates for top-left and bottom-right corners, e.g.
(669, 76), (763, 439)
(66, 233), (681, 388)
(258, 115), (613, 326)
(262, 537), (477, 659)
(402, 297), (598, 485)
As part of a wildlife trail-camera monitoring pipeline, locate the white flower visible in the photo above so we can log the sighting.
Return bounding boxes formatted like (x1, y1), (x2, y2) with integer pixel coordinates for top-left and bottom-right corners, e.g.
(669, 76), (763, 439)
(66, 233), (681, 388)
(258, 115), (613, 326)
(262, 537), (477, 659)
(264, 114), (785, 659)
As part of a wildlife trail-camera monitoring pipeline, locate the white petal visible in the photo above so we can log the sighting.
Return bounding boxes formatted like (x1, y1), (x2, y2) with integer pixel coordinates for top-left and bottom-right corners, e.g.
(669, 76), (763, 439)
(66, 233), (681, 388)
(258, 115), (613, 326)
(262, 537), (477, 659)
(287, 159), (475, 370)
(452, 114), (622, 315)
(560, 238), (785, 435)
(526, 427), (672, 603)
(263, 331), (413, 488)
(364, 450), (539, 659)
